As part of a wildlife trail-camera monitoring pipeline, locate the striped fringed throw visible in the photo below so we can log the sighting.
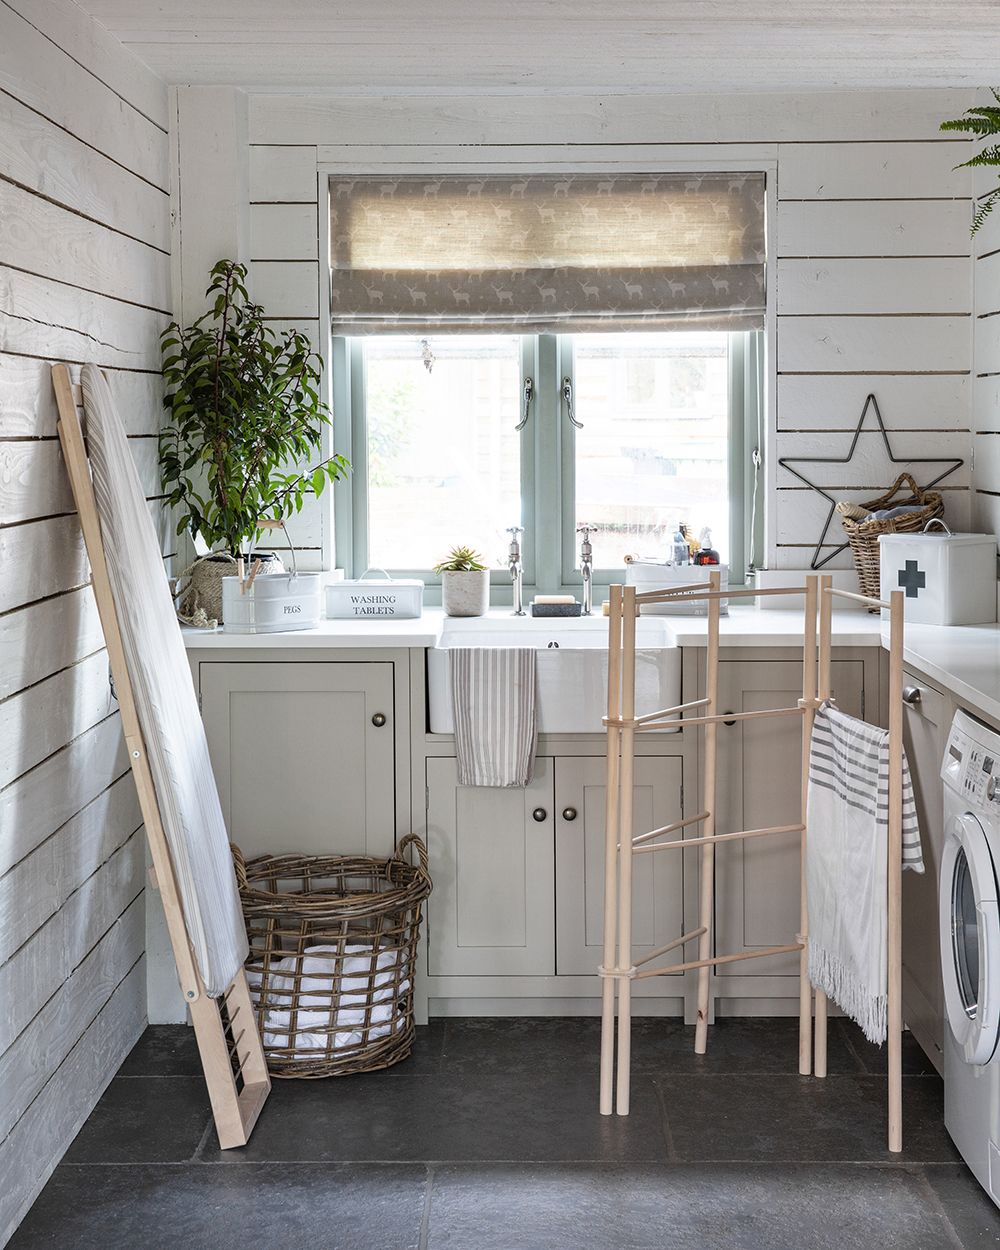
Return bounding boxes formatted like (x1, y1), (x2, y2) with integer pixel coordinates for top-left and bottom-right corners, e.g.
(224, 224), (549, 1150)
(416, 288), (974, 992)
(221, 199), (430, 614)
(450, 648), (538, 788)
(806, 700), (923, 1045)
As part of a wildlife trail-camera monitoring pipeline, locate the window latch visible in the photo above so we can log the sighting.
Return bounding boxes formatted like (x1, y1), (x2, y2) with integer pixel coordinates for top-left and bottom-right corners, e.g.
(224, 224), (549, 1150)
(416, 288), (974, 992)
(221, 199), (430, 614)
(562, 376), (583, 429)
(515, 376), (533, 432)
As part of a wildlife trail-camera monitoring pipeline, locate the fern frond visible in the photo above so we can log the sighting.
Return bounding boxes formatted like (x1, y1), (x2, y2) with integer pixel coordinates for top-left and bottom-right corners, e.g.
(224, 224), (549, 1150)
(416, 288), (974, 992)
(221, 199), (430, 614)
(959, 145), (1000, 169)
(972, 187), (1000, 236)
(941, 116), (999, 135)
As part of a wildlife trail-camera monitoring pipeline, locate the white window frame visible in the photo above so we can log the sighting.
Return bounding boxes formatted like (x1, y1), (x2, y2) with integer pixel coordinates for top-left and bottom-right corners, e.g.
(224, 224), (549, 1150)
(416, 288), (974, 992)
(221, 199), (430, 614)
(318, 154), (778, 591)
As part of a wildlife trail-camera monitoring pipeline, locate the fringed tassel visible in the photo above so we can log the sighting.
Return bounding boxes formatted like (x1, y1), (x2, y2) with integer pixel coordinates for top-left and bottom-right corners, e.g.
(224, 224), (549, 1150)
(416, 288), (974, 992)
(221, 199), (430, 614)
(808, 941), (886, 1045)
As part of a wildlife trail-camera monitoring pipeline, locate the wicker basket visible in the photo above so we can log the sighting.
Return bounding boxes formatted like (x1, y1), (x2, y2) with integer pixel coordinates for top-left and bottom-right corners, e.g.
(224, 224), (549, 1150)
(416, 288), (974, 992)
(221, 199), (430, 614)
(837, 472), (944, 610)
(232, 834), (432, 1078)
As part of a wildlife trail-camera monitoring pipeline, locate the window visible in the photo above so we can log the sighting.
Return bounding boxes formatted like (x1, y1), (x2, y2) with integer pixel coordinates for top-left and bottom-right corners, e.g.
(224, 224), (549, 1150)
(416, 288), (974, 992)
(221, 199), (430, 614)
(327, 170), (766, 594)
(335, 329), (758, 593)
(360, 335), (522, 572)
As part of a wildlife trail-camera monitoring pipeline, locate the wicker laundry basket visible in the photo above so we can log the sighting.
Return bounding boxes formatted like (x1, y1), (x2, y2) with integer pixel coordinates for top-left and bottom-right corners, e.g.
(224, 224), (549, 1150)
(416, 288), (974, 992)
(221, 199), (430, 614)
(837, 472), (944, 610)
(232, 834), (431, 1078)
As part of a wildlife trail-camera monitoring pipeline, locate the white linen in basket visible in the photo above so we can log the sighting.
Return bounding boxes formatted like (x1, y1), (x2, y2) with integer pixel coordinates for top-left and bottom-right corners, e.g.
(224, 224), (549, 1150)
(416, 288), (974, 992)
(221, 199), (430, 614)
(246, 945), (408, 1053)
(80, 364), (247, 996)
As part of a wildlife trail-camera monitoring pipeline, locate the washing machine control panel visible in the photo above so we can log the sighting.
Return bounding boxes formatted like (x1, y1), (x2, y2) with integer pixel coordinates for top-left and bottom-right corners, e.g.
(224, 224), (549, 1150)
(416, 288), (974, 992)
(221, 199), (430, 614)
(943, 710), (1000, 807)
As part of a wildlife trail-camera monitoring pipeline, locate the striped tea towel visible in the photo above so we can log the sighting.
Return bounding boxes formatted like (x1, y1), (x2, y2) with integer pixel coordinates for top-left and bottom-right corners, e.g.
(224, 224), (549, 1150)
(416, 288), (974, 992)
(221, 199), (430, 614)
(806, 701), (923, 1044)
(450, 648), (538, 787)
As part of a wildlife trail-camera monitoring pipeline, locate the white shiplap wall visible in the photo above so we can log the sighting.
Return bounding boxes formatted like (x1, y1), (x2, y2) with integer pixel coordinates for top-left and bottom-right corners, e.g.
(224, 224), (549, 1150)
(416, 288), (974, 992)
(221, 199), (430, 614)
(971, 96), (1000, 533)
(0, 1), (170, 1240)
(234, 86), (976, 572)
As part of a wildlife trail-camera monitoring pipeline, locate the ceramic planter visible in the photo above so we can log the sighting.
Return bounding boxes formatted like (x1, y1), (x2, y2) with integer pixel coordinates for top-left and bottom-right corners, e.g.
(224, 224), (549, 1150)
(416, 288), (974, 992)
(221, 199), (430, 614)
(441, 568), (489, 617)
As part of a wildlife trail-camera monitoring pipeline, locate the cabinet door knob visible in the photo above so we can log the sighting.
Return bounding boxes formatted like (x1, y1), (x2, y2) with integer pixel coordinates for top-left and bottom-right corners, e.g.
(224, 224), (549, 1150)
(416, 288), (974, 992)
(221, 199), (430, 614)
(371, 712), (387, 727)
(562, 806), (578, 822)
(901, 686), (922, 706)
(723, 710), (736, 727)
(532, 807), (548, 823)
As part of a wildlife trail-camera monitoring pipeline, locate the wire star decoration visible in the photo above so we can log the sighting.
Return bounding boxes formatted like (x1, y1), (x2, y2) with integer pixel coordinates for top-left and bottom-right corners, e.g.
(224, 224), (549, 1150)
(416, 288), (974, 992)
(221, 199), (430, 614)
(777, 393), (965, 571)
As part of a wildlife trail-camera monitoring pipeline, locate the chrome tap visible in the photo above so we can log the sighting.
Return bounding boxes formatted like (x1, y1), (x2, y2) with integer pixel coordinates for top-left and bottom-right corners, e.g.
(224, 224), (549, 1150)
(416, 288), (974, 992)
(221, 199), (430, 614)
(577, 524), (595, 616)
(507, 526), (525, 616)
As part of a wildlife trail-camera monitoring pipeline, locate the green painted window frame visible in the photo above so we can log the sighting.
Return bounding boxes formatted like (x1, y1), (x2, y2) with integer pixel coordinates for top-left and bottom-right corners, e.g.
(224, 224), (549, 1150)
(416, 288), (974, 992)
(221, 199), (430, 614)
(331, 330), (761, 600)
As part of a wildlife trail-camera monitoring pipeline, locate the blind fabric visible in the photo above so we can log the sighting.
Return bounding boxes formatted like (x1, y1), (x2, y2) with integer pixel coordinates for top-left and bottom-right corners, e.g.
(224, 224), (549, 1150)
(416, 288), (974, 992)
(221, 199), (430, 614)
(329, 172), (765, 335)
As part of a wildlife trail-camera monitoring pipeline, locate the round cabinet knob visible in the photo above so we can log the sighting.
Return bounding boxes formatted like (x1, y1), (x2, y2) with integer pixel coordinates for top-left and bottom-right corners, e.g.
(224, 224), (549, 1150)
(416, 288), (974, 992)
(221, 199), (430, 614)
(723, 710), (736, 727)
(532, 807), (548, 823)
(901, 686), (922, 706)
(562, 807), (578, 822)
(371, 712), (387, 727)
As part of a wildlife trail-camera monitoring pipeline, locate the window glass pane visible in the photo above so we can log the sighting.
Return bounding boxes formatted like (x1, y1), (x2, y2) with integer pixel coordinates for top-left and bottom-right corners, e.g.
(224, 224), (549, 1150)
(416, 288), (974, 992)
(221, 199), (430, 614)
(363, 335), (521, 571)
(572, 332), (730, 569)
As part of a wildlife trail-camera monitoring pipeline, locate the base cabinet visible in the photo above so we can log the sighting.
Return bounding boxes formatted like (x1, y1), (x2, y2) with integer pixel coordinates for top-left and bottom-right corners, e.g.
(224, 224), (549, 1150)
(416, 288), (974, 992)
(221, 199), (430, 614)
(713, 658), (866, 995)
(425, 754), (685, 987)
(900, 670), (953, 1072)
(425, 757), (556, 977)
(199, 660), (398, 858)
(555, 756), (684, 978)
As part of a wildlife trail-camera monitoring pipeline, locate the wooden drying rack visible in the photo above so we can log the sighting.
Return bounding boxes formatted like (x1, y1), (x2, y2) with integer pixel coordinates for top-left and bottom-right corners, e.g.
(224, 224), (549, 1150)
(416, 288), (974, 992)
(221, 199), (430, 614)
(598, 572), (906, 1152)
(52, 365), (270, 1149)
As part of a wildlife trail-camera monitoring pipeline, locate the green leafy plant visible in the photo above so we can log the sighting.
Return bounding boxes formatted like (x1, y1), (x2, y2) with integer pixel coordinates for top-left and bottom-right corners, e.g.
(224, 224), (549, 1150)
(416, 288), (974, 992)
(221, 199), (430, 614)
(433, 545), (488, 573)
(159, 259), (350, 554)
(941, 90), (1000, 234)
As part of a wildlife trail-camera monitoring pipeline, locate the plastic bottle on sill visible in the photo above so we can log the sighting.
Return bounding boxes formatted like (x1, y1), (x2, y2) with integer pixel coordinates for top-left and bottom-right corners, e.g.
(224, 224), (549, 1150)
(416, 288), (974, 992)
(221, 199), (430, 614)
(672, 523), (689, 566)
(694, 528), (720, 566)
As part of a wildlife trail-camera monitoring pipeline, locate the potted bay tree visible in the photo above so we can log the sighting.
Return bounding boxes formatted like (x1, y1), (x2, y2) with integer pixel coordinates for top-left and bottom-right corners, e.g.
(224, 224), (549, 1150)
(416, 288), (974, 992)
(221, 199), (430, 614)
(160, 259), (349, 622)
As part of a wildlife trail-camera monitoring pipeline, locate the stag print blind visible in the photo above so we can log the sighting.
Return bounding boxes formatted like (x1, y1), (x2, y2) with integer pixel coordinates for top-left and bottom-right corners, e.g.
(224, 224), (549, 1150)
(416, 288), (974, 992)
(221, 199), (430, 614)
(328, 172), (766, 334)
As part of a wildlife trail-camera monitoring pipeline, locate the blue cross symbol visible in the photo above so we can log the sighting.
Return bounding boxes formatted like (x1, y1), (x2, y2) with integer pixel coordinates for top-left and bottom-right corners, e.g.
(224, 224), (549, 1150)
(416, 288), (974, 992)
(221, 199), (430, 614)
(898, 560), (926, 598)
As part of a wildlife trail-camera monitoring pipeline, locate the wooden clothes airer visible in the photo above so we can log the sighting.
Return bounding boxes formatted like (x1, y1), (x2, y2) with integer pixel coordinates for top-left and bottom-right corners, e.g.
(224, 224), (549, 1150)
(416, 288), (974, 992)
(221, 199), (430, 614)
(52, 365), (270, 1149)
(599, 571), (907, 1152)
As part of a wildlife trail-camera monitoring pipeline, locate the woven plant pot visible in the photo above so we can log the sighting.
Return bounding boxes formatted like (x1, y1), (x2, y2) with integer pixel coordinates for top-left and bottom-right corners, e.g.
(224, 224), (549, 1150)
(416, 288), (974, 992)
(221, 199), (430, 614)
(233, 834), (432, 1078)
(176, 550), (284, 624)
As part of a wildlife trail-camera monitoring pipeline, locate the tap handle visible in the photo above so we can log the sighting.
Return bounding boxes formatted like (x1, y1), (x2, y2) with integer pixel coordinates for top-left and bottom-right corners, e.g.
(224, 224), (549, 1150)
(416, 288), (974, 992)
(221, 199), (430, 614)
(576, 524), (595, 559)
(506, 525), (524, 558)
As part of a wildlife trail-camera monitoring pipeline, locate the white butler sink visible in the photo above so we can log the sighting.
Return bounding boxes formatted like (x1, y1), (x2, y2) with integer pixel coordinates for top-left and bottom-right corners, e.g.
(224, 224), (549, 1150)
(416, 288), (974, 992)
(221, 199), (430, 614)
(427, 614), (681, 735)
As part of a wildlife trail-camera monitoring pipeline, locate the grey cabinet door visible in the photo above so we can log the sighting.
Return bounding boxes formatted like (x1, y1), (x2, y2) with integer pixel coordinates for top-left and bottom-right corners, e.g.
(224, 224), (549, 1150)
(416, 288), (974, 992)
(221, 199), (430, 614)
(901, 670), (952, 1071)
(199, 661), (396, 858)
(425, 757), (555, 977)
(714, 659), (865, 980)
(554, 756), (684, 979)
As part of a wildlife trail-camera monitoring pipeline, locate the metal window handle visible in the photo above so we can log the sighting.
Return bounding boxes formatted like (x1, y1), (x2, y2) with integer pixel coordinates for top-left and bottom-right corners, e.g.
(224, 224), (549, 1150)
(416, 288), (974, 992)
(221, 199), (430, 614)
(562, 376), (583, 429)
(562, 806), (578, 822)
(372, 712), (387, 727)
(901, 686), (922, 706)
(532, 807), (548, 822)
(515, 377), (534, 431)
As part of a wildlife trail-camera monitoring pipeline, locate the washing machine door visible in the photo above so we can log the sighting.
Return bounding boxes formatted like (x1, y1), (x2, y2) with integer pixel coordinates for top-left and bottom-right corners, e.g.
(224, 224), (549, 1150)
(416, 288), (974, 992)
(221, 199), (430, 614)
(940, 812), (1000, 1065)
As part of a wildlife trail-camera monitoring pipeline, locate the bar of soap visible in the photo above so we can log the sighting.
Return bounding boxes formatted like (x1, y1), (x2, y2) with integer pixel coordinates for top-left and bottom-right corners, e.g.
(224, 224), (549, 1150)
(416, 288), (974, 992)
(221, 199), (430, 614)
(534, 595), (576, 605)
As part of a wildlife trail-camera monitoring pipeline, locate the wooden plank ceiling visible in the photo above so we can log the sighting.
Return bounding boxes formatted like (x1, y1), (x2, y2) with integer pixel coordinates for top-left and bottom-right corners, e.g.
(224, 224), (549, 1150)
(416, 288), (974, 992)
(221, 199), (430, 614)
(73, 1), (1000, 93)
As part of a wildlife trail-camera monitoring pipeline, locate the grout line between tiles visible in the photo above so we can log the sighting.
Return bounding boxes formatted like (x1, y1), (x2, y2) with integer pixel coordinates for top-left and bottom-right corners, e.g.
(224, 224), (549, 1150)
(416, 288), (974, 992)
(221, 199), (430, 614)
(912, 1167), (967, 1250)
(190, 1116), (216, 1162)
(417, 1163), (434, 1250)
(652, 1080), (679, 1163)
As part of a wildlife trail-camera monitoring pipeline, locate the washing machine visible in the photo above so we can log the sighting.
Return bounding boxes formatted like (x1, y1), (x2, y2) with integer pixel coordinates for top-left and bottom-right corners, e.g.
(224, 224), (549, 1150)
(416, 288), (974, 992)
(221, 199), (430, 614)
(941, 709), (1000, 1203)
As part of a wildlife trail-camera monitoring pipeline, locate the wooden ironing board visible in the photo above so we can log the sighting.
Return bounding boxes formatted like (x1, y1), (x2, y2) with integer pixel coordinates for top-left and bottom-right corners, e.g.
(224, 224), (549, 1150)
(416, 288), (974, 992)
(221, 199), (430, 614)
(52, 363), (270, 1149)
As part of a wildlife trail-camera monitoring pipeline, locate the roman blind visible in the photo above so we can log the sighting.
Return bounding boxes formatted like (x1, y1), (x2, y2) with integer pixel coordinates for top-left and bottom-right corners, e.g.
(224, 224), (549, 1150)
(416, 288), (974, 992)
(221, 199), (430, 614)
(329, 172), (765, 334)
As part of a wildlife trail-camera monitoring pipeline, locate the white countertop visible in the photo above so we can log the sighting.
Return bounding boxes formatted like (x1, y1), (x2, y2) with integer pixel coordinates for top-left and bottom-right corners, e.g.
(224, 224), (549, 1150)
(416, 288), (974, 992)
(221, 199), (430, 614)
(181, 605), (1000, 722)
(181, 605), (884, 650)
(899, 622), (1000, 725)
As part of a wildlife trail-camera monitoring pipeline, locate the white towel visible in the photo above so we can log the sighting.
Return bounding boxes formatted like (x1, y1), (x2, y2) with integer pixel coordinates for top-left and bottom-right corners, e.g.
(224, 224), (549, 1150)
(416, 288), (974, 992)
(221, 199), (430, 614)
(450, 648), (538, 787)
(247, 944), (408, 1054)
(806, 701), (923, 1044)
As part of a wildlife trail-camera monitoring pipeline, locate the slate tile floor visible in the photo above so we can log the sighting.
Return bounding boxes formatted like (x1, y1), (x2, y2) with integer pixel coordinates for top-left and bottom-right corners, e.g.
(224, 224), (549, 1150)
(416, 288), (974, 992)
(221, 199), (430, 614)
(12, 1017), (1000, 1249)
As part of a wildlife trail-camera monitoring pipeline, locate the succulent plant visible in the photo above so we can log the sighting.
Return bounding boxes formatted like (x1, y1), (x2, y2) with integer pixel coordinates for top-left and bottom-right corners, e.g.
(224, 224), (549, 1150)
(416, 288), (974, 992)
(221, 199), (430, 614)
(433, 545), (488, 573)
